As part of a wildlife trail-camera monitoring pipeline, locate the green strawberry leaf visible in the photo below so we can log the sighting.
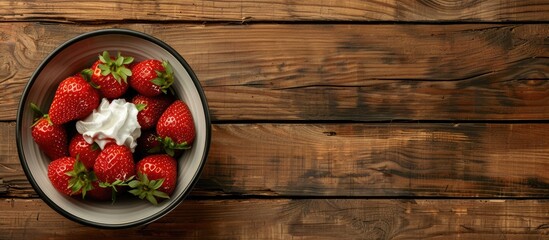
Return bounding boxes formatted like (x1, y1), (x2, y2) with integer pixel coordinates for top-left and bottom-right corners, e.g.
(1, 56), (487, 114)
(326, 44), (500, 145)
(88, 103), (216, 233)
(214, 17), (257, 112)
(123, 57), (134, 64)
(65, 157), (95, 199)
(151, 76), (165, 87)
(98, 51), (133, 84)
(128, 189), (141, 198)
(111, 71), (121, 83)
(91, 143), (100, 151)
(98, 175), (135, 203)
(127, 172), (169, 205)
(120, 73), (127, 83)
(139, 191), (147, 200)
(165, 148), (175, 157)
(162, 60), (174, 75)
(135, 103), (147, 111)
(140, 172), (150, 184)
(99, 64), (111, 76)
(80, 69), (93, 81)
(150, 179), (165, 190)
(80, 69), (101, 89)
(147, 145), (163, 154)
(144, 60), (175, 95)
(146, 194), (159, 205)
(99, 51), (111, 64)
(120, 67), (132, 77)
(158, 136), (191, 157)
(128, 179), (140, 188)
(153, 191), (170, 199)
(115, 55), (124, 66)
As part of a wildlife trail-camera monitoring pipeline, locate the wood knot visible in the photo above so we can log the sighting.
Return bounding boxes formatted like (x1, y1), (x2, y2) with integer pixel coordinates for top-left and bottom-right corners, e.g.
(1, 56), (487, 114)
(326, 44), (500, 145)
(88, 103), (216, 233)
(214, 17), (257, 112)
(323, 131), (336, 136)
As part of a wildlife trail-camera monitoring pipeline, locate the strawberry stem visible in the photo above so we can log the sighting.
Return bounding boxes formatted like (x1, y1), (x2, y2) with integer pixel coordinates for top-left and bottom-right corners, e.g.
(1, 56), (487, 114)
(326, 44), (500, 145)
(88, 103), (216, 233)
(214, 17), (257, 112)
(65, 156), (95, 199)
(29, 103), (52, 127)
(150, 60), (175, 94)
(30, 103), (44, 117)
(98, 175), (135, 203)
(81, 69), (101, 89)
(97, 51), (134, 83)
(128, 172), (169, 205)
(80, 69), (92, 81)
(158, 136), (191, 157)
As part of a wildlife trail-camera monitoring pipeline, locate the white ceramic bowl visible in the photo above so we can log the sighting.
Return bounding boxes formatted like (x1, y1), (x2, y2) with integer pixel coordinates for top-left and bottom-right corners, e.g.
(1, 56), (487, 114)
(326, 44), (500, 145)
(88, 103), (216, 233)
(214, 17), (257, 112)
(16, 29), (211, 228)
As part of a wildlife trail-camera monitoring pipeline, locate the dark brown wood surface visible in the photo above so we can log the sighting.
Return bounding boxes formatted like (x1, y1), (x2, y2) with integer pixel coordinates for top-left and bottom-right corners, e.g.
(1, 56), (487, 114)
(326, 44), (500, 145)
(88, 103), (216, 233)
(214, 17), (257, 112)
(2, 199), (549, 239)
(1, 0), (548, 239)
(1, 23), (548, 121)
(1, 0), (548, 22)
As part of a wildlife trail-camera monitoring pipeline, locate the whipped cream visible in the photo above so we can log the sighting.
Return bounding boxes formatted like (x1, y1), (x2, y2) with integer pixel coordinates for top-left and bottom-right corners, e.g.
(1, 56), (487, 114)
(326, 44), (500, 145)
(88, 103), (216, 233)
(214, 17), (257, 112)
(76, 98), (141, 152)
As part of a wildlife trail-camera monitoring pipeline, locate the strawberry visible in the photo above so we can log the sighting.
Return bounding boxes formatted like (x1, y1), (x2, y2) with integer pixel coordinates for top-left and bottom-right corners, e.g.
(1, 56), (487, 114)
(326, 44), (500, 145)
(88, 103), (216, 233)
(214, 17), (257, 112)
(30, 103), (69, 160)
(132, 94), (174, 130)
(94, 143), (135, 200)
(30, 103), (68, 160)
(129, 154), (177, 205)
(48, 157), (94, 197)
(48, 157), (79, 196)
(49, 74), (100, 125)
(90, 51), (133, 99)
(69, 134), (100, 170)
(156, 100), (196, 157)
(32, 118), (69, 160)
(130, 59), (174, 97)
(135, 130), (162, 158)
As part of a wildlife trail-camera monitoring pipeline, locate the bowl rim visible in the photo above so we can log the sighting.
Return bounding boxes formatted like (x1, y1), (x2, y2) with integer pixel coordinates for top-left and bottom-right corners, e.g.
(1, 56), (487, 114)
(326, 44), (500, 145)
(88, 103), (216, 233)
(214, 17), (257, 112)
(16, 28), (211, 229)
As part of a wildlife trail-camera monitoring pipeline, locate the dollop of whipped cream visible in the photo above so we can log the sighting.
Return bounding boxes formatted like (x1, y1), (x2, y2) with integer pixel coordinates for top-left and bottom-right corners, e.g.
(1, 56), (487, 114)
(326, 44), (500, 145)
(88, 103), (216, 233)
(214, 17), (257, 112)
(76, 98), (141, 152)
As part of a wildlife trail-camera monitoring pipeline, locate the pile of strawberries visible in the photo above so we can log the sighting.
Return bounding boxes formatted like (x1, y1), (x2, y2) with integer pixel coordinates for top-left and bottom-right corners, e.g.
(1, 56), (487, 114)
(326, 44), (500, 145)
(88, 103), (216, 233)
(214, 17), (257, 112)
(31, 51), (195, 205)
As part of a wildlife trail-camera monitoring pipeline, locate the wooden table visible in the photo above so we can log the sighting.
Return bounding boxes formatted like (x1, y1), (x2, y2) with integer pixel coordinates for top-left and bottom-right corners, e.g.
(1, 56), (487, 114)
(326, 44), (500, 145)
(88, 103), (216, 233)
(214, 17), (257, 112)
(1, 1), (549, 239)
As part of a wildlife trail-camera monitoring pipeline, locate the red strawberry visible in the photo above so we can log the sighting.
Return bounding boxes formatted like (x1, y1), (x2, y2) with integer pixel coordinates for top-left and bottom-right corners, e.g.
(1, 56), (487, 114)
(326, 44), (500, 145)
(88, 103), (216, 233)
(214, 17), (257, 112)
(94, 143), (135, 200)
(30, 103), (68, 160)
(69, 134), (100, 170)
(156, 100), (195, 156)
(129, 154), (177, 205)
(90, 51), (133, 99)
(49, 74), (100, 125)
(48, 157), (94, 197)
(130, 59), (174, 97)
(136, 130), (162, 158)
(48, 157), (77, 196)
(132, 94), (174, 130)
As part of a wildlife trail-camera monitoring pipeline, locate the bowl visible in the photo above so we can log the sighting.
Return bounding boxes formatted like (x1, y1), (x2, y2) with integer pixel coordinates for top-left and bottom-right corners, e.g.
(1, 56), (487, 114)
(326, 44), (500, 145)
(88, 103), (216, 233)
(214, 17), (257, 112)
(16, 29), (211, 228)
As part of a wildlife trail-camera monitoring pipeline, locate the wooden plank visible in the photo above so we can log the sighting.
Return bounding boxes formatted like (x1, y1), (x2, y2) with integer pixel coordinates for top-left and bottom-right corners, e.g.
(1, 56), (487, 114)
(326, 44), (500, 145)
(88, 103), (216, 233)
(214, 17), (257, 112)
(201, 123), (549, 197)
(1, 23), (548, 121)
(0, 0), (548, 22)
(0, 122), (31, 198)
(1, 198), (548, 239)
(4, 122), (549, 198)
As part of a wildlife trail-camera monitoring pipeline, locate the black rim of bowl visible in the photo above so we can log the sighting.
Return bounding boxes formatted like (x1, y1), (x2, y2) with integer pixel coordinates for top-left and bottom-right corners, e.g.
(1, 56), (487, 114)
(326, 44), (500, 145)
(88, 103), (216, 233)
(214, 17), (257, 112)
(16, 28), (211, 229)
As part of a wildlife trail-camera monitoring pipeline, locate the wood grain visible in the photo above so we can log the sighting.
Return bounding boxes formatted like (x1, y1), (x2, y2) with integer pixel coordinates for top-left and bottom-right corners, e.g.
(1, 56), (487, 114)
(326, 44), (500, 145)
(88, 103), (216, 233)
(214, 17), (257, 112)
(1, 198), (548, 239)
(0, 0), (548, 22)
(202, 123), (549, 197)
(4, 122), (549, 198)
(1, 23), (548, 121)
